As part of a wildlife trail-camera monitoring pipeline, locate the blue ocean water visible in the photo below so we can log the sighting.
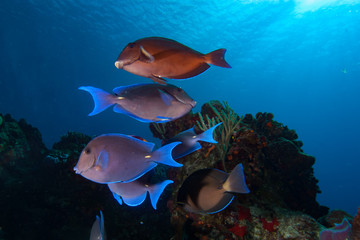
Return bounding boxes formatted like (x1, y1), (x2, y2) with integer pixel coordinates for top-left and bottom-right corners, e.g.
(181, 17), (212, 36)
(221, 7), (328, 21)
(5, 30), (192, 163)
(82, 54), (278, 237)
(0, 0), (359, 218)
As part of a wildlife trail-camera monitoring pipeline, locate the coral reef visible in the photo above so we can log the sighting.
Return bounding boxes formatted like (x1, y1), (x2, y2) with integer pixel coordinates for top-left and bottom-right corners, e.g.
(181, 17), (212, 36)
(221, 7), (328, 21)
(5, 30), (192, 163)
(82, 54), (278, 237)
(0, 114), (173, 240)
(1, 106), (357, 240)
(149, 100), (330, 239)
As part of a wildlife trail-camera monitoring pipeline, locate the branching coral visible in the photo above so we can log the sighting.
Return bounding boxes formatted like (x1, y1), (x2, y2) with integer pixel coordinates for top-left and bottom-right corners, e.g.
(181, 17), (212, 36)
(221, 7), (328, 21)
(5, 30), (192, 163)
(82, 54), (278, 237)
(152, 122), (167, 140)
(196, 101), (242, 171)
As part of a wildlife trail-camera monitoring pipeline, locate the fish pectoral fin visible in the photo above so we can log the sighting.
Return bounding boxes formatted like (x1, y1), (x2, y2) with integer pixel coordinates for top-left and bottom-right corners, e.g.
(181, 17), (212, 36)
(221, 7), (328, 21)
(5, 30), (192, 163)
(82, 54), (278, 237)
(95, 150), (109, 170)
(158, 89), (174, 106)
(150, 75), (167, 85)
(139, 45), (155, 63)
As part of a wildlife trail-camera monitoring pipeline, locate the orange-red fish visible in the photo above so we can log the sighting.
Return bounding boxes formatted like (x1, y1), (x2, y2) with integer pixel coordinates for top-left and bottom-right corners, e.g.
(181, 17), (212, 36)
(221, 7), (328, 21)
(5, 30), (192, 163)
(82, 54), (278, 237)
(114, 37), (231, 84)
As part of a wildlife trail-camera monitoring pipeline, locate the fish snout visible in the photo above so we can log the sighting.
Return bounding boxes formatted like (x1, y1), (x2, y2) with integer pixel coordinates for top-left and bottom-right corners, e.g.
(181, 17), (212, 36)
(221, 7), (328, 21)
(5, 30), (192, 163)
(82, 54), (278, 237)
(114, 60), (124, 69)
(190, 100), (197, 108)
(73, 166), (82, 174)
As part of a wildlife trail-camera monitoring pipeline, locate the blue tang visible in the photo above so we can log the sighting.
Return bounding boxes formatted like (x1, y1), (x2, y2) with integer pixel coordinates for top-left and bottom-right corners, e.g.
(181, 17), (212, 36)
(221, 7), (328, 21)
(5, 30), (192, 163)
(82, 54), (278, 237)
(90, 210), (106, 240)
(73, 134), (182, 184)
(108, 177), (173, 210)
(177, 163), (250, 214)
(164, 122), (222, 159)
(79, 83), (196, 123)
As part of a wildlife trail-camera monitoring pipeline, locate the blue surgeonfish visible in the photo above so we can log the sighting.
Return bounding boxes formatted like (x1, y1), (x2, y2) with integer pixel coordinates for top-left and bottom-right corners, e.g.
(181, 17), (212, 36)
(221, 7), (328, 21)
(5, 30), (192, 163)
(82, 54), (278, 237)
(164, 122), (222, 159)
(73, 134), (181, 184)
(108, 175), (173, 210)
(79, 83), (196, 123)
(177, 163), (250, 214)
(90, 210), (106, 240)
(114, 37), (231, 84)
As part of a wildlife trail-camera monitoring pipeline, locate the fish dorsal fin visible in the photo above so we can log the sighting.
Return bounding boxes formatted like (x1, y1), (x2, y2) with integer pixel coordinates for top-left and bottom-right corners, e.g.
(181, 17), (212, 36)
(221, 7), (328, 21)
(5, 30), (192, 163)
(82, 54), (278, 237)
(148, 180), (173, 210)
(139, 45), (155, 63)
(223, 163), (250, 194)
(158, 89), (174, 106)
(182, 126), (196, 135)
(94, 150), (109, 171)
(125, 134), (155, 152)
(122, 192), (148, 207)
(112, 83), (150, 95)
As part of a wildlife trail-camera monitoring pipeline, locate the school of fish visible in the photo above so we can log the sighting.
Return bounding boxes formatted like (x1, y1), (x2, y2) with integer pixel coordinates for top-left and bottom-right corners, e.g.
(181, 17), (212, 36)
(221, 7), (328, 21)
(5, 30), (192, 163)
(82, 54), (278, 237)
(75, 37), (249, 238)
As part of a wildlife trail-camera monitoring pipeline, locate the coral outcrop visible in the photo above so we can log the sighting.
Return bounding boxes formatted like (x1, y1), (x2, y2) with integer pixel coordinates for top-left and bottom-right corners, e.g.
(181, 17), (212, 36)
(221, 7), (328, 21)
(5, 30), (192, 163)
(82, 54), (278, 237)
(149, 100), (330, 239)
(1, 107), (357, 240)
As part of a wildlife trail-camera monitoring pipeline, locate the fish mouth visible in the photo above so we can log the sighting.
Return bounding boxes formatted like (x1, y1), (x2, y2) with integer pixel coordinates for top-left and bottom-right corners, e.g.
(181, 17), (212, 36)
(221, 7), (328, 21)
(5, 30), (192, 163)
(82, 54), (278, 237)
(114, 61), (124, 69)
(190, 100), (197, 108)
(73, 166), (82, 174)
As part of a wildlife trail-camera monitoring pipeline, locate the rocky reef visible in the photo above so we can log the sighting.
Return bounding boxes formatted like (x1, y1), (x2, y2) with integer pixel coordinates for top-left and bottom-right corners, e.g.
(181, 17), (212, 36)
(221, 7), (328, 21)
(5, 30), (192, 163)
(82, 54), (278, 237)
(0, 101), (358, 239)
(149, 100), (330, 240)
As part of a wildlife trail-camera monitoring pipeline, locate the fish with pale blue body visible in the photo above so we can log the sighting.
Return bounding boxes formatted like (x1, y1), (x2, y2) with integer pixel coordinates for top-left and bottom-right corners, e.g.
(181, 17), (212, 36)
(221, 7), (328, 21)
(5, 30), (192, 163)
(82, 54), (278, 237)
(90, 210), (106, 240)
(164, 122), (222, 159)
(108, 175), (173, 209)
(79, 83), (196, 123)
(177, 163), (250, 214)
(73, 134), (181, 184)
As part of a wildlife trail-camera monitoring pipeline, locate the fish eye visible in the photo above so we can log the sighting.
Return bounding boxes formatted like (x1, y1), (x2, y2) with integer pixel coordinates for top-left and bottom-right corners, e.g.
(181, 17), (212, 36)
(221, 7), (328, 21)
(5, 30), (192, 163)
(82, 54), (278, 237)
(128, 43), (135, 48)
(84, 148), (91, 154)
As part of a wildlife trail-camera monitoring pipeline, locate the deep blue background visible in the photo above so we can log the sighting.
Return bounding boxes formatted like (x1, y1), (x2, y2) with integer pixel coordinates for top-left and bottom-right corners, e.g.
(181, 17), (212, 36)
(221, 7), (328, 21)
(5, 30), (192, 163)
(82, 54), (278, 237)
(1, 0), (359, 215)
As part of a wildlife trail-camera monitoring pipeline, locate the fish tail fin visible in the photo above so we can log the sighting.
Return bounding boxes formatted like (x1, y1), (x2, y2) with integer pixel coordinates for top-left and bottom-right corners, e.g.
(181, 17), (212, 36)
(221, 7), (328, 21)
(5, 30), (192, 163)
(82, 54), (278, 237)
(223, 163), (250, 194)
(79, 86), (114, 116)
(152, 142), (182, 167)
(98, 210), (105, 239)
(197, 122), (223, 144)
(148, 180), (173, 209)
(204, 49), (231, 68)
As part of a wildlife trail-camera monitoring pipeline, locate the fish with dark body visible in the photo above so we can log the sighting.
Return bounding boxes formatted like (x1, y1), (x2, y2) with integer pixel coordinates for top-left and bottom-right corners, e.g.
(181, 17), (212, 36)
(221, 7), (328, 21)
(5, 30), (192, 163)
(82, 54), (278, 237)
(114, 37), (231, 84)
(73, 134), (181, 184)
(164, 122), (222, 159)
(177, 163), (250, 214)
(90, 211), (106, 240)
(108, 175), (173, 209)
(79, 83), (196, 123)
